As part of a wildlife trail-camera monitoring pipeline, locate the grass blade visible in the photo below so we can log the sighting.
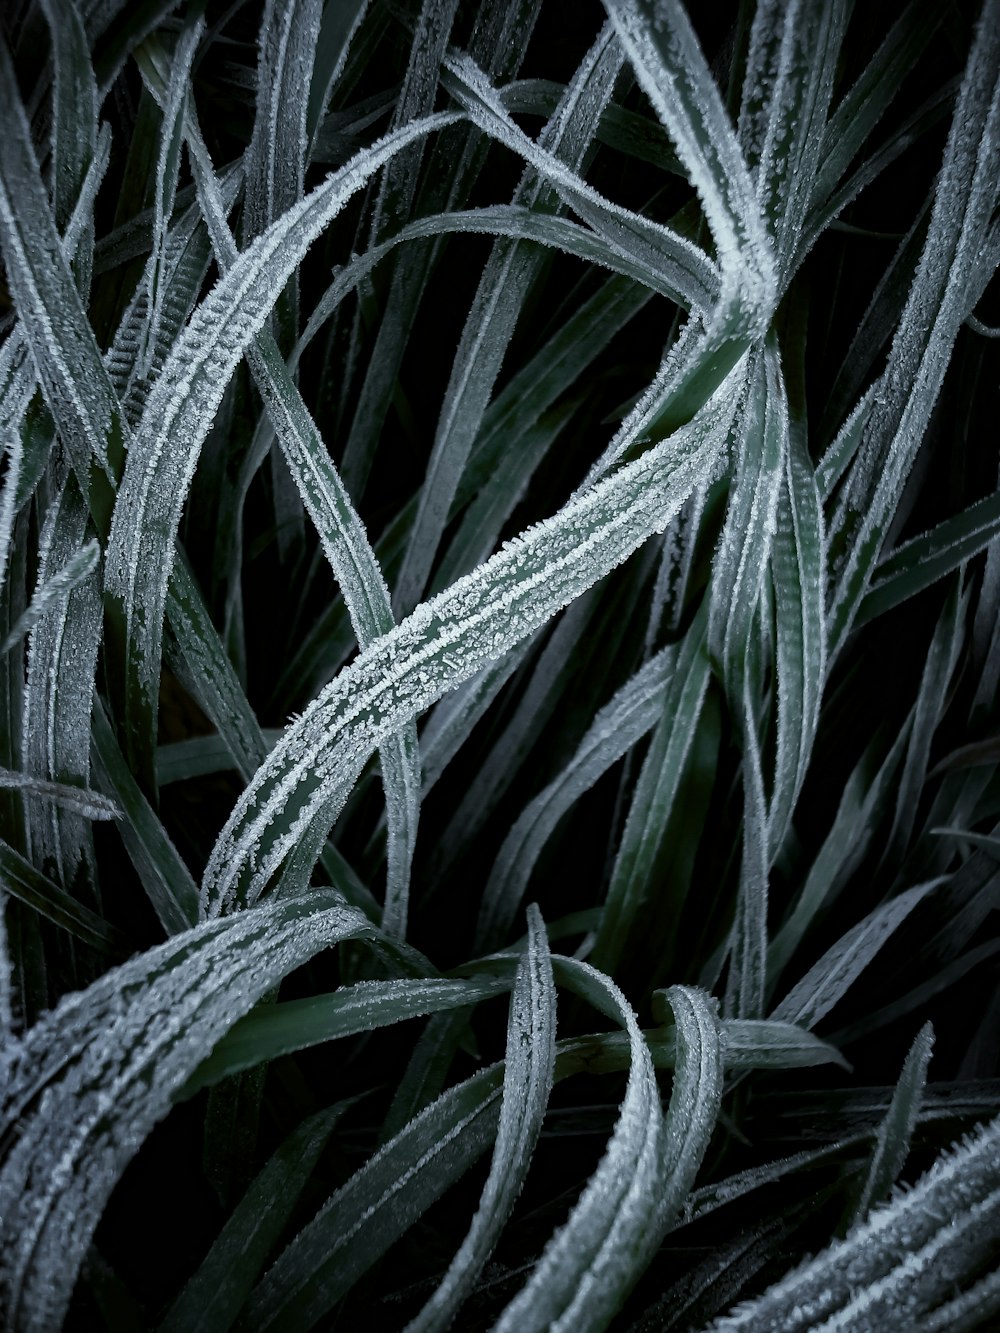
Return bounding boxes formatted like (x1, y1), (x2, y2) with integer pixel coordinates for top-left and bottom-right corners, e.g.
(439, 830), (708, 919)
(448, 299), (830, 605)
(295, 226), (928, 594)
(493, 959), (664, 1332)
(158, 1101), (350, 1333)
(405, 904), (556, 1332)
(847, 1020), (934, 1228)
(0, 890), (376, 1331)
(202, 367), (741, 916)
(476, 645), (674, 949)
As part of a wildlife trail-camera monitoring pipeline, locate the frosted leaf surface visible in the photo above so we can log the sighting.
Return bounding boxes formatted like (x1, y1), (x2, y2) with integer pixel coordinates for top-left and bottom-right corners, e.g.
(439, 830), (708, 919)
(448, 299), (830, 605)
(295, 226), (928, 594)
(708, 1114), (1000, 1331)
(826, 15), (1000, 656)
(494, 959), (663, 1332)
(394, 23), (626, 615)
(104, 102), (455, 849)
(404, 905), (556, 1332)
(163, 87), (422, 937)
(138, 20), (203, 379)
(21, 474), (102, 891)
(771, 879), (943, 1030)
(201, 364), (741, 916)
(603, 0), (775, 339)
(0, 890), (374, 1332)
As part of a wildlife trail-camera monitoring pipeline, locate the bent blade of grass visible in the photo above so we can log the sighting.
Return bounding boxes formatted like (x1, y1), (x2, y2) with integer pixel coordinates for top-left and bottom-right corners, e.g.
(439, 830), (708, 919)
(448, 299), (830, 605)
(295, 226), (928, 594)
(709, 1114), (1000, 1331)
(150, 81), (423, 940)
(739, 0), (844, 289)
(1, 536), (99, 655)
(443, 53), (718, 323)
(104, 100), (455, 813)
(0, 890), (377, 1333)
(405, 905), (556, 1333)
(158, 1101), (350, 1333)
(592, 605), (710, 976)
(826, 14), (1000, 657)
(603, 0), (775, 432)
(494, 959), (664, 1333)
(201, 363), (742, 917)
(394, 22), (625, 615)
(858, 487), (1000, 628)
(847, 1021), (934, 1229)
(769, 405), (826, 853)
(21, 472), (102, 894)
(180, 974), (511, 1097)
(247, 1063), (508, 1331)
(0, 30), (120, 516)
(476, 644), (674, 949)
(136, 19), (203, 380)
(770, 878), (944, 1031)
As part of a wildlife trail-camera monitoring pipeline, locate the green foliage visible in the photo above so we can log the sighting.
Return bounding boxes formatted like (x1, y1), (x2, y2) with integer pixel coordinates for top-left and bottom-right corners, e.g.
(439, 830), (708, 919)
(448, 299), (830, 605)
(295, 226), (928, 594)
(0, 0), (998, 1328)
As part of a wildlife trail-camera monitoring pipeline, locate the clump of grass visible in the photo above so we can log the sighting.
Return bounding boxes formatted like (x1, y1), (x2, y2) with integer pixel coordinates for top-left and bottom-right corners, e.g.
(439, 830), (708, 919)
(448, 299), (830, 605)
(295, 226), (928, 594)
(1, 0), (999, 1328)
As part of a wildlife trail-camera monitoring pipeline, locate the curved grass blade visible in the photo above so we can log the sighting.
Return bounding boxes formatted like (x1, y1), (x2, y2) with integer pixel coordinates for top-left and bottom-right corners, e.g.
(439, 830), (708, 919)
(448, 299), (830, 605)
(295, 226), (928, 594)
(21, 472), (102, 895)
(846, 1021), (934, 1229)
(201, 363), (742, 917)
(246, 1063), (507, 1331)
(1, 536), (98, 655)
(158, 1101), (350, 1333)
(442, 52), (719, 330)
(0, 890), (376, 1332)
(826, 15), (1000, 657)
(709, 1114), (1000, 1331)
(103, 107), (458, 779)
(405, 904), (556, 1332)
(591, 607), (710, 975)
(496, 980), (721, 1331)
(476, 644), (673, 950)
(148, 80), (423, 940)
(394, 22), (625, 616)
(181, 974), (510, 1097)
(602, 0), (775, 433)
(770, 878), (943, 1030)
(136, 18), (203, 379)
(858, 487), (1000, 627)
(493, 960), (663, 1332)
